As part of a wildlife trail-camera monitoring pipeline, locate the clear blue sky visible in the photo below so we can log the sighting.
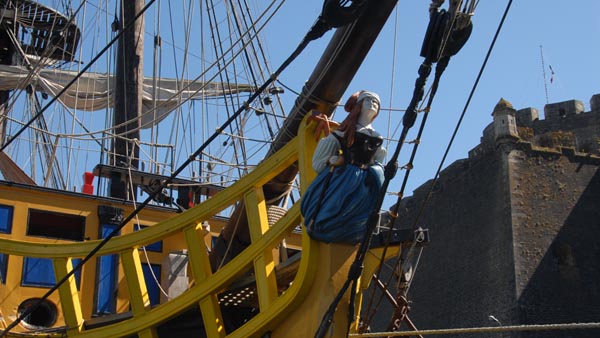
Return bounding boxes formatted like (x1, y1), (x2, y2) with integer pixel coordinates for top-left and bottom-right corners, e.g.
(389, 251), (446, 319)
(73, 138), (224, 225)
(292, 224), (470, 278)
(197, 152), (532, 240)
(263, 0), (600, 205)
(12, 1), (599, 207)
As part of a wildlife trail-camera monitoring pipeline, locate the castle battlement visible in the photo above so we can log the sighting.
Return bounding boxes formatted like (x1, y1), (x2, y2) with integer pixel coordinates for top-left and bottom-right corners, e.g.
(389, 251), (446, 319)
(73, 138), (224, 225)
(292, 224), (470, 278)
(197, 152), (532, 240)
(543, 99), (585, 120)
(471, 93), (600, 159)
(396, 93), (600, 335)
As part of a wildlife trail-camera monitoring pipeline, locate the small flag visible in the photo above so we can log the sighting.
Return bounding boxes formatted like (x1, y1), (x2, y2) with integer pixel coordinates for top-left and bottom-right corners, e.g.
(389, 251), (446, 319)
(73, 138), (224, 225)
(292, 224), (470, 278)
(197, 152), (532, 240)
(549, 65), (555, 84)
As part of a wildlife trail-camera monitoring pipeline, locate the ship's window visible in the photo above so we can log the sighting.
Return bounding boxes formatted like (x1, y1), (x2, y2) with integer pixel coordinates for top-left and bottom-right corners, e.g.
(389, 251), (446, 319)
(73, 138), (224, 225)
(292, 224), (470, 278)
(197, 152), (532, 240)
(18, 298), (58, 329)
(0, 204), (14, 233)
(142, 263), (162, 306)
(27, 209), (85, 241)
(135, 225), (163, 252)
(22, 257), (82, 288)
(22, 258), (55, 287)
(0, 254), (8, 284)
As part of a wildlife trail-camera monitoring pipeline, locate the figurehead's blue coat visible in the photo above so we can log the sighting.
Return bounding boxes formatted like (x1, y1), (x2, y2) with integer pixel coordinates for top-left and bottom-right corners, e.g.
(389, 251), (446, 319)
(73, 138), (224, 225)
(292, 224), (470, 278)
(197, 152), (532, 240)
(301, 129), (385, 244)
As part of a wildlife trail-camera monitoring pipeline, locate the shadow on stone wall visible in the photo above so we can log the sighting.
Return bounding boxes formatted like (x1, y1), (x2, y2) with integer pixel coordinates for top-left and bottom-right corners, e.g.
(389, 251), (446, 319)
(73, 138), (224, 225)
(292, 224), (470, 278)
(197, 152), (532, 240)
(517, 168), (600, 338)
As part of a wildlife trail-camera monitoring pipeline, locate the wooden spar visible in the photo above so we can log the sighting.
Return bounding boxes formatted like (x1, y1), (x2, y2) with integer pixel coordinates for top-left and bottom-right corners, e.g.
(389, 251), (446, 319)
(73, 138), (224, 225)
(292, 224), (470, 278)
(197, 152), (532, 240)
(110, 0), (145, 199)
(0, 2), (80, 184)
(209, 0), (399, 269)
(274, 0), (400, 140)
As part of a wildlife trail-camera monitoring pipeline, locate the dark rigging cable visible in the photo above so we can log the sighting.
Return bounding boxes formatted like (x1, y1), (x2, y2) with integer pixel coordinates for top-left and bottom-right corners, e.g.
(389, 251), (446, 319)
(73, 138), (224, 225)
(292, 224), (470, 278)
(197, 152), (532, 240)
(362, 0), (514, 332)
(0, 1), (158, 336)
(314, 0), (483, 336)
(206, 0), (247, 178)
(315, 57), (432, 338)
(361, 60), (442, 328)
(0, 0), (157, 153)
(232, 0), (278, 141)
(0, 1), (367, 336)
(411, 0), (513, 226)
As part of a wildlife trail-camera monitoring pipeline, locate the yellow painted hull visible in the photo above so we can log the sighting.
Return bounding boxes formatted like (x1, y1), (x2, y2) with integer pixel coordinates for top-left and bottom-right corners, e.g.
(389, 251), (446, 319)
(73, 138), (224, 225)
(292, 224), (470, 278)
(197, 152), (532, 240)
(0, 116), (399, 337)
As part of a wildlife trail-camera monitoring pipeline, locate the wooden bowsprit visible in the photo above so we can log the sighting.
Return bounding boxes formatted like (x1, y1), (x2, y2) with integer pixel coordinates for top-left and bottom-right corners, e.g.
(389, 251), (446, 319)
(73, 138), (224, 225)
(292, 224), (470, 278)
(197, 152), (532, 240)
(314, 1), (475, 337)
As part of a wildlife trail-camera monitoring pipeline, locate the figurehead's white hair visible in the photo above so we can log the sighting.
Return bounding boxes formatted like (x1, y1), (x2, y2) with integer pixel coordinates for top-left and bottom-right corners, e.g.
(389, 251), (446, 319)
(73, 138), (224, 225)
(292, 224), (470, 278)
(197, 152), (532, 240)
(357, 91), (380, 107)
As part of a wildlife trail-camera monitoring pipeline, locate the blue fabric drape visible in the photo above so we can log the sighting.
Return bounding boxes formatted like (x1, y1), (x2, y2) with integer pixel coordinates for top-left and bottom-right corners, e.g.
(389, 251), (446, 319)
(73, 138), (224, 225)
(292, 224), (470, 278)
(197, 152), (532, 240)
(301, 163), (384, 244)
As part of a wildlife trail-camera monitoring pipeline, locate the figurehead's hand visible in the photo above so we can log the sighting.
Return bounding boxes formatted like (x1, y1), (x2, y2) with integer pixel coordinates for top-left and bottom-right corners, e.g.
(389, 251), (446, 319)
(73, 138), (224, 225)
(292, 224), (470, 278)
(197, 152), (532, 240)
(327, 155), (345, 167)
(308, 111), (339, 141)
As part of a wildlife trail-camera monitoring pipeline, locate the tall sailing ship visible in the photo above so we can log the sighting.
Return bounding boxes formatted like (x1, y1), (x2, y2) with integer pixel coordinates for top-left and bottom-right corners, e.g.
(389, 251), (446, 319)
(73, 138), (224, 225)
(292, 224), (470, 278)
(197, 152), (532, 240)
(4, 0), (594, 337)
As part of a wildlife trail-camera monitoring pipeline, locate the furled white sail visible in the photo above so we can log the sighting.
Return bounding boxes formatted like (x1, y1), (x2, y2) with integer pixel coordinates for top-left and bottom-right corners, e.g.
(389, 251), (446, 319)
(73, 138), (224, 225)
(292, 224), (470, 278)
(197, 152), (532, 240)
(0, 64), (256, 128)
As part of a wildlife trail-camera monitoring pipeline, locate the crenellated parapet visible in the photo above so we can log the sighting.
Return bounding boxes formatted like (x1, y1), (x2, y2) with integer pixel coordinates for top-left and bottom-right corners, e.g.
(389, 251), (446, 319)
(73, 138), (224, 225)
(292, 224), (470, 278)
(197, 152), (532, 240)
(472, 93), (600, 159)
(397, 93), (600, 335)
(543, 99), (585, 119)
(591, 94), (600, 113)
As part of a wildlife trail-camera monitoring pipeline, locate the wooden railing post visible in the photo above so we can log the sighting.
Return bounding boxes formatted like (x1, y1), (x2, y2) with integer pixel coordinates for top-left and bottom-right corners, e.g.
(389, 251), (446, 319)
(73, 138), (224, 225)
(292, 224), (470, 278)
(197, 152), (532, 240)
(184, 225), (226, 337)
(52, 257), (83, 335)
(120, 248), (158, 338)
(244, 187), (278, 311)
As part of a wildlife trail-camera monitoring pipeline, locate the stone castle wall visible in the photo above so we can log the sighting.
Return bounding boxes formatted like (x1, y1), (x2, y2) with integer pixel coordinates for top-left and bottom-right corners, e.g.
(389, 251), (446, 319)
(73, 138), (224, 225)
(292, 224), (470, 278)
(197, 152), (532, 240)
(393, 148), (518, 333)
(509, 146), (600, 336)
(389, 94), (600, 337)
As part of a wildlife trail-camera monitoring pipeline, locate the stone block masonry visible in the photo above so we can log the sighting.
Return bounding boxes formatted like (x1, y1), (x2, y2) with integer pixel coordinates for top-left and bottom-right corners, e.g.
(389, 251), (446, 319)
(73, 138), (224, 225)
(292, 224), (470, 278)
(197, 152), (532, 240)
(379, 93), (600, 337)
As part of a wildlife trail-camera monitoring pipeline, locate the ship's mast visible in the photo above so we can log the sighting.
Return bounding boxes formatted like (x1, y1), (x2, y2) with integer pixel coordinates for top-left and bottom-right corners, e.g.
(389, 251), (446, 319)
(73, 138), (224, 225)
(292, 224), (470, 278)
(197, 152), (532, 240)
(210, 0), (399, 269)
(110, 0), (145, 198)
(0, 1), (80, 186)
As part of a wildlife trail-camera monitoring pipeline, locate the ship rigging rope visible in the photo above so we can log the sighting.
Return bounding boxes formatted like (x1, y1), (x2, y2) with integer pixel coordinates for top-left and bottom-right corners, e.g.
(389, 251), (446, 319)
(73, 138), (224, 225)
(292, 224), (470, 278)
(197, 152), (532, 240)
(239, 0), (288, 133)
(0, 0), (153, 335)
(207, 0), (250, 178)
(127, 166), (172, 300)
(349, 322), (600, 337)
(0, 1), (87, 128)
(0, 0), (158, 153)
(363, 0), (474, 325)
(267, 21), (360, 146)
(363, 0), (513, 332)
(0, 0), (284, 143)
(409, 0), (513, 242)
(385, 4), (400, 155)
(0, 0), (361, 335)
(315, 0), (480, 336)
(166, 1), (195, 178)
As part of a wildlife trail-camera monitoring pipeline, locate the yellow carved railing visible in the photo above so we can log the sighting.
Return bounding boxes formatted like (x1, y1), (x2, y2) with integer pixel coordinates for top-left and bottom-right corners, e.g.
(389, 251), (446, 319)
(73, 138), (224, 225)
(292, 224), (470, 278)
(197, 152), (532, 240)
(0, 116), (322, 338)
